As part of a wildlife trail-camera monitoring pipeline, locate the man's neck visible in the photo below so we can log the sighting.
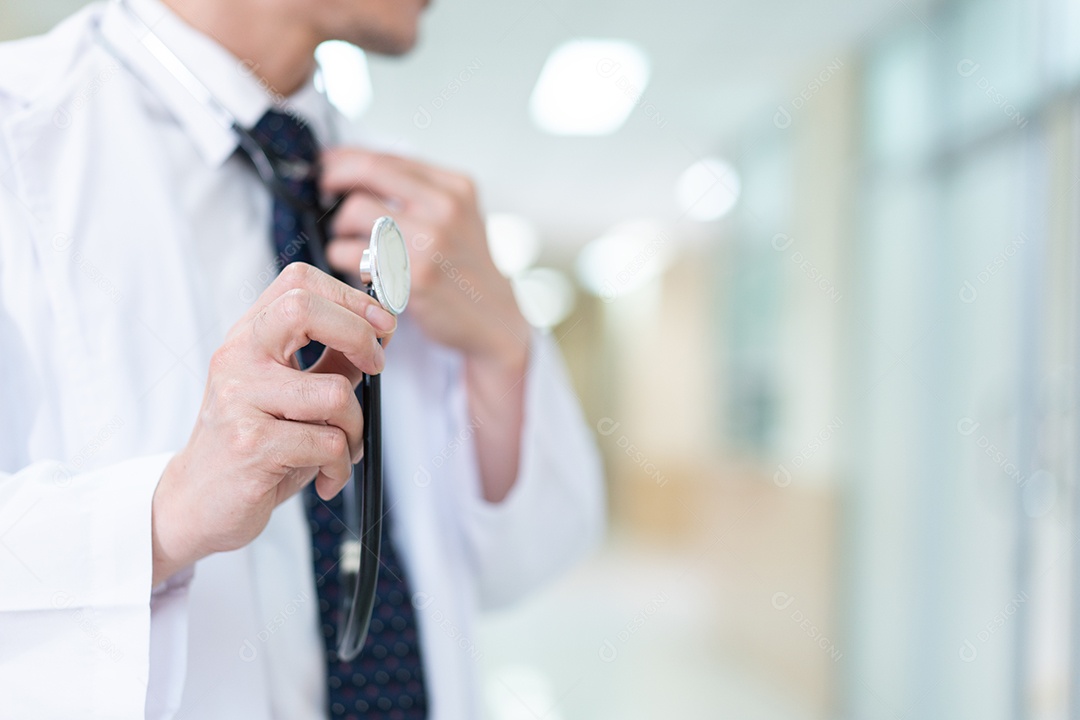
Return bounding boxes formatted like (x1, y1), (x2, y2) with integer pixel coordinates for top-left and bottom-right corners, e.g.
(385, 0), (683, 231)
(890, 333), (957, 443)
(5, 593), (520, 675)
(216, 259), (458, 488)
(160, 0), (319, 97)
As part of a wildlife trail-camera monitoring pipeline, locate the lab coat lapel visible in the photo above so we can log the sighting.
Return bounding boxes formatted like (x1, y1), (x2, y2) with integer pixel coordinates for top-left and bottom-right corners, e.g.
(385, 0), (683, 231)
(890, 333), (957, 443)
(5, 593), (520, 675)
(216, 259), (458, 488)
(3, 59), (208, 461)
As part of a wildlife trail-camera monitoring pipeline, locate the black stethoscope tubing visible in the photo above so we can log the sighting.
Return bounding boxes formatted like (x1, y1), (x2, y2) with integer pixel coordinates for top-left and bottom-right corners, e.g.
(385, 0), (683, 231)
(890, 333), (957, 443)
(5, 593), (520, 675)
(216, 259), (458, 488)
(235, 132), (385, 662)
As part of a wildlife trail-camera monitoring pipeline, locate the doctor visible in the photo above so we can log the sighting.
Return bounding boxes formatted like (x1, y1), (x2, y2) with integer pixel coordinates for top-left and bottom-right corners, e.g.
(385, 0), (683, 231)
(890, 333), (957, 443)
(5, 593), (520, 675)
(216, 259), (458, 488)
(0, 0), (604, 717)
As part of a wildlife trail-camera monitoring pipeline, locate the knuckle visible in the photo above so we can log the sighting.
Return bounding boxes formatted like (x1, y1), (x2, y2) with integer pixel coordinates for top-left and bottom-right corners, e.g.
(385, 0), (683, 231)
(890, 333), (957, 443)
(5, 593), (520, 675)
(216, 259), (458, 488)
(430, 194), (457, 223)
(209, 340), (241, 375)
(278, 261), (313, 289)
(321, 429), (348, 458)
(215, 377), (245, 411)
(229, 420), (263, 458)
(209, 348), (230, 376)
(334, 197), (359, 228)
(453, 173), (476, 199)
(323, 375), (354, 412)
(278, 288), (313, 325)
(412, 256), (437, 289)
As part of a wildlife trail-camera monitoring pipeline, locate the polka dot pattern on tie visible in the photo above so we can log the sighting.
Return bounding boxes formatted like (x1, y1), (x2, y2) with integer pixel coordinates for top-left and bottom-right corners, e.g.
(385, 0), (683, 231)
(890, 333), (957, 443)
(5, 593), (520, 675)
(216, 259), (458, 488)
(306, 489), (428, 720)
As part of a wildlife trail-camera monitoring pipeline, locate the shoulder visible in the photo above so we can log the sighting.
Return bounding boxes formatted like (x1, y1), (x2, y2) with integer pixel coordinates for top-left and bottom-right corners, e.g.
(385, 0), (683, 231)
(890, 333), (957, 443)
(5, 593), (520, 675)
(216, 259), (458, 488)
(0, 4), (107, 111)
(0, 5), (111, 244)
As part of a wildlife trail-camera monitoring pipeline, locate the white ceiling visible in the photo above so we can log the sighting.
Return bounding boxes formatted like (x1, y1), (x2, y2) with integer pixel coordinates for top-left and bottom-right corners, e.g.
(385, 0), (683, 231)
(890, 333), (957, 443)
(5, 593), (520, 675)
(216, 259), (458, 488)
(4, 0), (934, 254)
(362, 0), (933, 252)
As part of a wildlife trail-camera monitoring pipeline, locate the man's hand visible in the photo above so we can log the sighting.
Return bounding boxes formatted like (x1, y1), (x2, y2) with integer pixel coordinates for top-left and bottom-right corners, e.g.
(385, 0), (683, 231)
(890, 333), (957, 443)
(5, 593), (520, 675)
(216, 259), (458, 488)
(319, 149), (530, 502)
(151, 263), (397, 585)
(320, 149), (530, 370)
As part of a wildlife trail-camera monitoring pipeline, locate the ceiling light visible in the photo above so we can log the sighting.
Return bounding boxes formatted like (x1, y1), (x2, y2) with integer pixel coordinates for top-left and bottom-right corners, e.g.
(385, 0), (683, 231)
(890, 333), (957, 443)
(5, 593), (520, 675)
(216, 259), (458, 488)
(486, 213), (541, 277)
(315, 41), (373, 119)
(676, 158), (741, 221)
(512, 268), (577, 329)
(529, 39), (650, 136)
(574, 220), (674, 300)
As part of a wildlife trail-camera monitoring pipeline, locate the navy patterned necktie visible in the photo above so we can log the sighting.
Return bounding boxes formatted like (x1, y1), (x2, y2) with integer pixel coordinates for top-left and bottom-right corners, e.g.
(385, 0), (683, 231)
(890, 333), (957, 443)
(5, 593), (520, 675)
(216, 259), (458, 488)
(248, 109), (430, 720)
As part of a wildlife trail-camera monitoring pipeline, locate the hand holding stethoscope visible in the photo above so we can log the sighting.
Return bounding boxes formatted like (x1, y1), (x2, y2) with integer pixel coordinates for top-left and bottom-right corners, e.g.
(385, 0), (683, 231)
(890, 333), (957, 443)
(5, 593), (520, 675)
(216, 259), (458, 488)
(99, 0), (409, 660)
(236, 122), (411, 661)
(231, 126), (413, 660)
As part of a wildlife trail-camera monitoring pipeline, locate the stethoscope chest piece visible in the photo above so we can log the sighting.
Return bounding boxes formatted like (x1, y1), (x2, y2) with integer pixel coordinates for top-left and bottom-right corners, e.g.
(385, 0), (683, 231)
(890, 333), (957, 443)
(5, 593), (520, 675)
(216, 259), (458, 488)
(360, 217), (410, 316)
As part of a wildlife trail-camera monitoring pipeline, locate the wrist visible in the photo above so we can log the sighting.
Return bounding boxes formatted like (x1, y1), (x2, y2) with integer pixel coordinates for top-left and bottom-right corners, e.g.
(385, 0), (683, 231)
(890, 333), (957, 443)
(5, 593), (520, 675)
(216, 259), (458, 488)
(463, 317), (530, 504)
(467, 314), (530, 379)
(151, 454), (199, 586)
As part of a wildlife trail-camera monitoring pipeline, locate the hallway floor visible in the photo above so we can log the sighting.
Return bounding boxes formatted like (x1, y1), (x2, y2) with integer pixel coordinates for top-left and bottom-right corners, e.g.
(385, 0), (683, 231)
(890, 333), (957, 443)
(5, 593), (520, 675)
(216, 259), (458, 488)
(477, 535), (819, 720)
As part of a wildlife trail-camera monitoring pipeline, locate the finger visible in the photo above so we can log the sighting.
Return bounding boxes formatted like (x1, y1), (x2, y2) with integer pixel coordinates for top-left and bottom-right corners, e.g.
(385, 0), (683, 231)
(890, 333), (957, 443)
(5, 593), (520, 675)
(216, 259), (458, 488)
(239, 262), (396, 336)
(395, 160), (475, 199)
(323, 147), (470, 197)
(250, 368), (364, 462)
(314, 472), (351, 502)
(273, 468), (354, 506)
(322, 239), (397, 352)
(306, 346), (368, 386)
(264, 420), (353, 492)
(325, 236), (368, 277)
(252, 287), (389, 374)
(274, 466), (319, 506)
(331, 192), (391, 237)
(320, 148), (443, 211)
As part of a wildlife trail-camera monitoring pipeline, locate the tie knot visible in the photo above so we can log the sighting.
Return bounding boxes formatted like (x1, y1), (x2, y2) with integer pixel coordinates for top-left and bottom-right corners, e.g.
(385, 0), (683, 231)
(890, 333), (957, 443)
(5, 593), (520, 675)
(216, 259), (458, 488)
(250, 108), (320, 207)
(251, 109), (319, 166)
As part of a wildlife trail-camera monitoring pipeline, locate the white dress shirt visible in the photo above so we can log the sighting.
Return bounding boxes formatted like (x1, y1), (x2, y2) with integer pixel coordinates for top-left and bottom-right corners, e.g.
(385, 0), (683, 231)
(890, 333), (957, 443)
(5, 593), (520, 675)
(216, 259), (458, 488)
(0, 1), (605, 717)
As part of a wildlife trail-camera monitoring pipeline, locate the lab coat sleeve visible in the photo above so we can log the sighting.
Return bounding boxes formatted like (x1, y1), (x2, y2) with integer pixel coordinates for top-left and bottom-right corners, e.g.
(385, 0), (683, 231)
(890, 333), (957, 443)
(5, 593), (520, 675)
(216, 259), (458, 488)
(0, 81), (192, 720)
(0, 453), (193, 720)
(453, 330), (606, 610)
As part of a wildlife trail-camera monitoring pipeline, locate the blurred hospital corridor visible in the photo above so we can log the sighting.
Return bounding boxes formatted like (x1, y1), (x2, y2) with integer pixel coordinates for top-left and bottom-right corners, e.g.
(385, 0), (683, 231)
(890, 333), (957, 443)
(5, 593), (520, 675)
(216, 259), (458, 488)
(3, 0), (1080, 717)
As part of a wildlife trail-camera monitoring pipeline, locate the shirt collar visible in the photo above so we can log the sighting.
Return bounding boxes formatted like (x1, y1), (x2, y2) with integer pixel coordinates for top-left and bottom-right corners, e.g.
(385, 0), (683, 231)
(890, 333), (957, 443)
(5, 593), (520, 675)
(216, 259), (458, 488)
(99, 0), (337, 167)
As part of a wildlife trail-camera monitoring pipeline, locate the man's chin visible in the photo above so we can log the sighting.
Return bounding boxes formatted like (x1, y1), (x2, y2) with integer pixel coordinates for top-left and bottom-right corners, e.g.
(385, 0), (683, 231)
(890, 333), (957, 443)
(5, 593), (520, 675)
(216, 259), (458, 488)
(349, 27), (419, 56)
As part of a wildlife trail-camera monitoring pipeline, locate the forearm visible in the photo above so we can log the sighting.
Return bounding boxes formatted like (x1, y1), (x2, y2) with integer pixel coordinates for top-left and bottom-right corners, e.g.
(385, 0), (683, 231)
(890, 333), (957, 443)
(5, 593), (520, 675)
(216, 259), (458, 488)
(459, 330), (607, 610)
(465, 336), (529, 503)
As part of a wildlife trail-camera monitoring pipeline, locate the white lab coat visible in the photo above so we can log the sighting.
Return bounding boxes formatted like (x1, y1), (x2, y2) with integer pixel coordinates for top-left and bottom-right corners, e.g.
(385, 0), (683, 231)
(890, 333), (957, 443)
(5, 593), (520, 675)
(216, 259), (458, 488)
(0, 1), (605, 718)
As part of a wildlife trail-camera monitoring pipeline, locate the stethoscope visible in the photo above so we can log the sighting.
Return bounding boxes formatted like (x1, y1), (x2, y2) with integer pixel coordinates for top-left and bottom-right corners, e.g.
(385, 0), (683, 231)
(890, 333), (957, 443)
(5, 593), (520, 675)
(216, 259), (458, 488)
(97, 0), (409, 661)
